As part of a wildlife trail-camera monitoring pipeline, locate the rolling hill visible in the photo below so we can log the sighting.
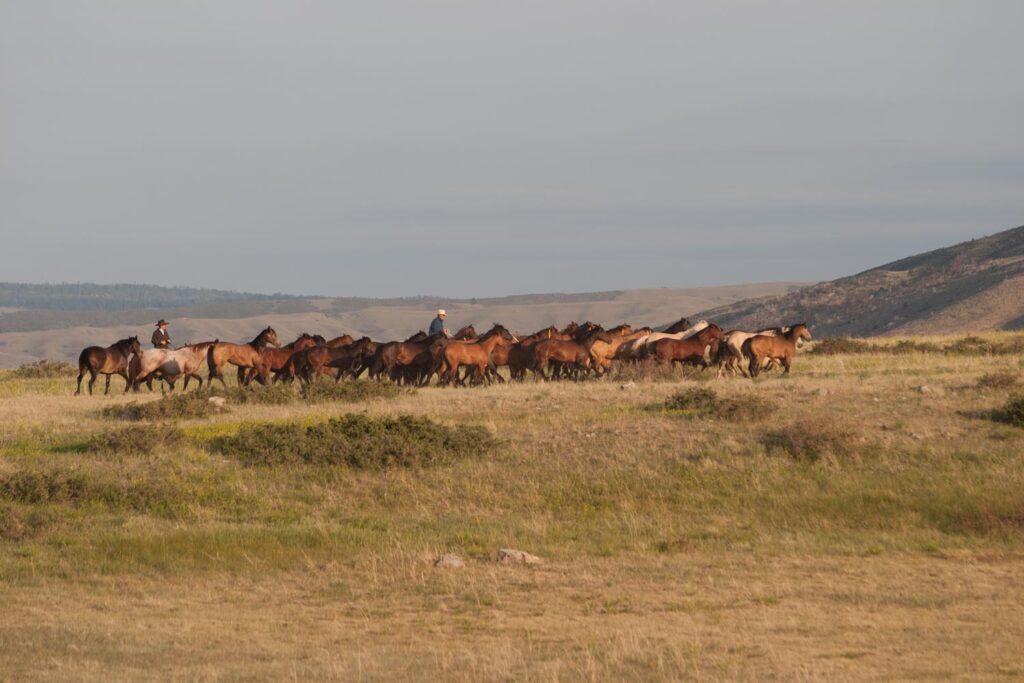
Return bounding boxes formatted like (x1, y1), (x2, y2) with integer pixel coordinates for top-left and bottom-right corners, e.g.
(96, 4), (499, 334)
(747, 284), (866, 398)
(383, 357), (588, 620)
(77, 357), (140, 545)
(695, 224), (1024, 337)
(0, 283), (806, 367)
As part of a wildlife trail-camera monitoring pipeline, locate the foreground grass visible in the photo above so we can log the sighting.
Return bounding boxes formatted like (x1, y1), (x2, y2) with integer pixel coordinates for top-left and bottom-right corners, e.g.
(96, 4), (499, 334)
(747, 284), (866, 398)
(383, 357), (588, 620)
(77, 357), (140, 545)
(1, 334), (1024, 679)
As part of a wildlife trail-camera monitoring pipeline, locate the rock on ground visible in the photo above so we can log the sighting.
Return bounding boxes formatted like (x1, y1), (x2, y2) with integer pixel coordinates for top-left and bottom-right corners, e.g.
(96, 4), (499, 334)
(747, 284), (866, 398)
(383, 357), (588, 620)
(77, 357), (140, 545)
(433, 554), (466, 569)
(494, 548), (542, 565)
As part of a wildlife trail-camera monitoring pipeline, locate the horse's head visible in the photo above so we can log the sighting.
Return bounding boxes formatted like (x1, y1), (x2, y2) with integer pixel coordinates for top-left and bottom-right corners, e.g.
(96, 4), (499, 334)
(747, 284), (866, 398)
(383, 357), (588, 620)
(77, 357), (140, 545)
(126, 336), (142, 357)
(561, 322), (579, 335)
(702, 324), (726, 342)
(490, 324), (518, 344)
(573, 322), (602, 342)
(793, 323), (812, 343)
(262, 326), (281, 348)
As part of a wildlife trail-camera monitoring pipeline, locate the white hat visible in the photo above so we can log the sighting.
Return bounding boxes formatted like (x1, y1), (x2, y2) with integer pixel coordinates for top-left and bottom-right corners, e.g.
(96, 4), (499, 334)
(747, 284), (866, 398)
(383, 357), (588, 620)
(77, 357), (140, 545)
(437, 309), (447, 316)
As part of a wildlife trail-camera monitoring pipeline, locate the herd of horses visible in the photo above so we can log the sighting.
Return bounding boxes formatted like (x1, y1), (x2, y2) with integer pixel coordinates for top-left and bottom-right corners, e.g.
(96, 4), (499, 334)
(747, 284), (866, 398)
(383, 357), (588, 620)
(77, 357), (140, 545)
(73, 316), (812, 395)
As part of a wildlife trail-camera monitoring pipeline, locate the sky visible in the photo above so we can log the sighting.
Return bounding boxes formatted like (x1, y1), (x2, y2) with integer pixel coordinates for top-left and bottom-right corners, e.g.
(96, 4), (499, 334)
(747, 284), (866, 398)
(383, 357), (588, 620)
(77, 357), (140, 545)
(2, 1), (1023, 298)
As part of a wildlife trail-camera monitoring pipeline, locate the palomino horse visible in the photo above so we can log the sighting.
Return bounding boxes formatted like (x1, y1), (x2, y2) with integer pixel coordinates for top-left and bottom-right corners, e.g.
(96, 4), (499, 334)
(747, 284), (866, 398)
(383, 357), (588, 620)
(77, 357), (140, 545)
(651, 324), (725, 369)
(589, 327), (653, 374)
(75, 336), (141, 395)
(240, 333), (323, 385)
(438, 324), (518, 386)
(743, 323), (812, 378)
(207, 327), (281, 387)
(130, 342), (215, 392)
(716, 326), (792, 377)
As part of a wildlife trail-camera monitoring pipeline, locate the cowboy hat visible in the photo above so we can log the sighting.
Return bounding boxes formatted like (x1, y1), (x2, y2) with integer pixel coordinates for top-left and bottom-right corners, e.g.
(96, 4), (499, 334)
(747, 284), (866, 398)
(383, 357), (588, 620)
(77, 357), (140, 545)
(155, 319), (169, 326)
(437, 309), (446, 316)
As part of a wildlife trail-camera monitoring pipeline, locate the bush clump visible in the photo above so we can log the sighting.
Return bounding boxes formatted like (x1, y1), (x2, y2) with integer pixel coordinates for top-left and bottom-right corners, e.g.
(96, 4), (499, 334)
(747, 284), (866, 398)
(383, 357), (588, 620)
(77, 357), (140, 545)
(218, 384), (296, 405)
(991, 395), (1024, 428)
(9, 359), (75, 379)
(760, 419), (860, 462)
(103, 394), (212, 421)
(662, 387), (774, 421)
(85, 424), (184, 454)
(976, 372), (1020, 390)
(810, 337), (873, 355)
(299, 380), (403, 403)
(214, 414), (495, 468)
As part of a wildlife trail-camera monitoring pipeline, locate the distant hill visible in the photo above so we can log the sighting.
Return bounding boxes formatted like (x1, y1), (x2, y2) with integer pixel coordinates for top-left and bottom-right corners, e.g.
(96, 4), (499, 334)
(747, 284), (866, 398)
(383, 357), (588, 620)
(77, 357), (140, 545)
(695, 224), (1024, 336)
(0, 282), (806, 367)
(0, 282), (306, 311)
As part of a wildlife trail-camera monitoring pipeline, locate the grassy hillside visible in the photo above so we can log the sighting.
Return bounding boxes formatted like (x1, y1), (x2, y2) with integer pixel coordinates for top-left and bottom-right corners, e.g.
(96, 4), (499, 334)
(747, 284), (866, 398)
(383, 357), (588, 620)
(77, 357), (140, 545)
(1, 336), (1023, 679)
(696, 224), (1024, 336)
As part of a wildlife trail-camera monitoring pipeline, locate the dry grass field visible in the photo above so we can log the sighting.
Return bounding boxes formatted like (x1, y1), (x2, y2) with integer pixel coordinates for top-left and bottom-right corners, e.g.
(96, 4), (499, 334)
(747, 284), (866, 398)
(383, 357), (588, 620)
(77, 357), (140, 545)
(2, 335), (1024, 681)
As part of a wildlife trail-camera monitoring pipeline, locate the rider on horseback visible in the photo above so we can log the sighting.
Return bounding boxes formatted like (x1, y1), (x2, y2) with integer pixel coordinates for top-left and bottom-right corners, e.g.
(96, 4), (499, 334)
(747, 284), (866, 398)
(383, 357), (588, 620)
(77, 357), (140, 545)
(152, 319), (171, 349)
(429, 309), (451, 337)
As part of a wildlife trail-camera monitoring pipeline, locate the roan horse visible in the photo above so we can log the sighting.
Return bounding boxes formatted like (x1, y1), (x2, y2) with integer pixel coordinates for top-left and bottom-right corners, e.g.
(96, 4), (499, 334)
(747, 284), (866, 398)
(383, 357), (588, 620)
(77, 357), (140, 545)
(75, 336), (142, 395)
(130, 342), (216, 393)
(743, 323), (812, 378)
(206, 327), (281, 387)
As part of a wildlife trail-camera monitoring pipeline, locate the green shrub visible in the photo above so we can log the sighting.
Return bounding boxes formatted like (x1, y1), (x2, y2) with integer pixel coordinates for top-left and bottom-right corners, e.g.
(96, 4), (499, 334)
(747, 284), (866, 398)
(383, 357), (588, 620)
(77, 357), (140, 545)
(991, 395), (1024, 428)
(103, 394), (212, 421)
(662, 387), (774, 421)
(810, 337), (873, 355)
(218, 384), (296, 405)
(760, 419), (860, 462)
(213, 414), (495, 468)
(85, 424), (184, 454)
(10, 359), (75, 379)
(299, 379), (404, 402)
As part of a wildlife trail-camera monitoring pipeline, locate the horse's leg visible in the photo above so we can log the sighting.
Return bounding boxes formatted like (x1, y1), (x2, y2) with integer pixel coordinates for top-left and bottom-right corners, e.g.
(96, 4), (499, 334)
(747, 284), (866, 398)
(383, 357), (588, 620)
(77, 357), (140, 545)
(75, 365), (86, 395)
(87, 369), (97, 395)
(118, 369), (130, 392)
(103, 374), (111, 395)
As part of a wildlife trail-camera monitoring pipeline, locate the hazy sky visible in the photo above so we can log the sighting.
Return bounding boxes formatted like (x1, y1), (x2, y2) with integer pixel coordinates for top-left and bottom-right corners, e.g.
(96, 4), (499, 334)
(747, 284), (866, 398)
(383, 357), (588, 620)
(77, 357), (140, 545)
(2, 1), (1022, 297)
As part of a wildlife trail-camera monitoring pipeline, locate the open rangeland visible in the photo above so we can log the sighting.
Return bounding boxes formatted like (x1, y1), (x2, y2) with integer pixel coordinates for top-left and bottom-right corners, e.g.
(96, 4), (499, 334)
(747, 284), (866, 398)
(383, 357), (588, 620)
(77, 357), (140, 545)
(2, 335), (1024, 681)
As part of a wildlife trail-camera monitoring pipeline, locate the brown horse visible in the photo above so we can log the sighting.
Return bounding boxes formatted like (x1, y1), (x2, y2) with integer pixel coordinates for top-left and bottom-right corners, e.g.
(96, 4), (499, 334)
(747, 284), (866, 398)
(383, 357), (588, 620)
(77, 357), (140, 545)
(324, 333), (355, 349)
(438, 324), (518, 386)
(207, 327), (281, 387)
(651, 324), (725, 369)
(451, 325), (477, 340)
(240, 333), (324, 385)
(743, 323), (812, 378)
(531, 329), (612, 381)
(376, 333), (447, 385)
(502, 326), (563, 381)
(302, 337), (376, 383)
(75, 336), (142, 395)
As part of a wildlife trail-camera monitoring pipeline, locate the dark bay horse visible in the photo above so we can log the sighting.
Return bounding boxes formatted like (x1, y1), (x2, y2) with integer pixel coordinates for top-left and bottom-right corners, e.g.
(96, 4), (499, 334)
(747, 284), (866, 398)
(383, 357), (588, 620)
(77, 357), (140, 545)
(651, 324), (725, 369)
(76, 336), (141, 395)
(207, 327), (281, 387)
